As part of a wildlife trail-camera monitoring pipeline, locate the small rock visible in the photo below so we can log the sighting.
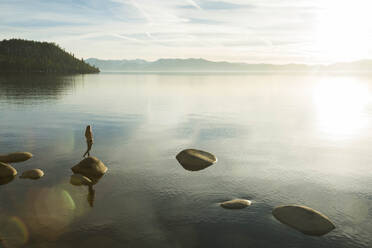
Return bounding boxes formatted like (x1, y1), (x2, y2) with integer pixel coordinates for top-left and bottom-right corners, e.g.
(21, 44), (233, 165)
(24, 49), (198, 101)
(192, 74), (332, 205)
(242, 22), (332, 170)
(71, 156), (107, 178)
(20, 169), (44, 179)
(220, 199), (252, 209)
(176, 149), (217, 171)
(70, 174), (93, 186)
(272, 205), (335, 236)
(0, 152), (33, 163)
(0, 162), (17, 178)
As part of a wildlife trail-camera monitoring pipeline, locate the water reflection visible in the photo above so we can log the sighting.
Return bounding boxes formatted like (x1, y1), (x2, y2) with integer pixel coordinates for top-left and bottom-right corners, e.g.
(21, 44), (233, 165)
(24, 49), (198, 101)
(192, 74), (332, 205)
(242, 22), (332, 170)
(87, 185), (95, 207)
(0, 74), (78, 105)
(70, 156), (106, 208)
(313, 77), (370, 138)
(69, 173), (103, 208)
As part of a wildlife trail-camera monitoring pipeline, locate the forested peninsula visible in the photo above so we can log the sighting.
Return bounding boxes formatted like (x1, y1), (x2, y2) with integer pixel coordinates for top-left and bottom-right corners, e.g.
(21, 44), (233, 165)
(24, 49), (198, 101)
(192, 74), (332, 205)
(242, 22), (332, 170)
(0, 39), (99, 74)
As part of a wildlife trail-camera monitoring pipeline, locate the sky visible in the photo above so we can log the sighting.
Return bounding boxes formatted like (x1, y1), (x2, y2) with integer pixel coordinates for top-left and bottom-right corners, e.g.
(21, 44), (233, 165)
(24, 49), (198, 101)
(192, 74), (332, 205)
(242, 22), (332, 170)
(1, 0), (372, 64)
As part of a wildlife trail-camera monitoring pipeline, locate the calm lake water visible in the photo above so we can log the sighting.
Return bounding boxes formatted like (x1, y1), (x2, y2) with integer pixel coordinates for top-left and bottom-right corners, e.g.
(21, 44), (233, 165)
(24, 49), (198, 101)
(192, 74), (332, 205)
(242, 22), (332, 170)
(0, 72), (372, 247)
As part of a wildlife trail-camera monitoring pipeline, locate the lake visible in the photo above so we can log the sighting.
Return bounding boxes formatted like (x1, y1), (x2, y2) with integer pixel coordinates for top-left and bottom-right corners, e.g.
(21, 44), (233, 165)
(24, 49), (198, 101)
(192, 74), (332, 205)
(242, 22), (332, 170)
(0, 72), (372, 247)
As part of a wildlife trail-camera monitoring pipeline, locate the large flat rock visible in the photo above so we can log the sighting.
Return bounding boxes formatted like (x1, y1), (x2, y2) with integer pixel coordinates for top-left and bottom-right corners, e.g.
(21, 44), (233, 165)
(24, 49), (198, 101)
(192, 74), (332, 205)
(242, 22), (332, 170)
(0, 152), (33, 163)
(176, 149), (217, 171)
(272, 205), (335, 236)
(71, 156), (107, 178)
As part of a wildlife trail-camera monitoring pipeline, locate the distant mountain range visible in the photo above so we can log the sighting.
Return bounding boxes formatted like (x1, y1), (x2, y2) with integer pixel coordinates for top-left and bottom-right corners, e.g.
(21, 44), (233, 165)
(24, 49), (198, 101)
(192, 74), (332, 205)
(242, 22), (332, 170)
(85, 58), (372, 72)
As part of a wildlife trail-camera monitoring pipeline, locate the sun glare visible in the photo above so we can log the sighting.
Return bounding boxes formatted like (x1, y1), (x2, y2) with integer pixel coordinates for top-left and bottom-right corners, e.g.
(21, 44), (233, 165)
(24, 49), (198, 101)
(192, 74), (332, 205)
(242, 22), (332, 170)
(313, 77), (370, 137)
(314, 0), (372, 63)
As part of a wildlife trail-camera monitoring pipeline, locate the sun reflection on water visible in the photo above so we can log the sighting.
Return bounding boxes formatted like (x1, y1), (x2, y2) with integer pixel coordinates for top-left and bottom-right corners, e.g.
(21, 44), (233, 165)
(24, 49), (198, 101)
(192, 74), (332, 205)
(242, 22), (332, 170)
(313, 77), (370, 138)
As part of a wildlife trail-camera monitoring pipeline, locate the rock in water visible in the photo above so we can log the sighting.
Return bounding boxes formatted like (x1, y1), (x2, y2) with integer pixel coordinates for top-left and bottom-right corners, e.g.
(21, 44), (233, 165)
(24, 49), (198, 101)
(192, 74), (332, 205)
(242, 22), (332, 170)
(176, 149), (217, 171)
(272, 205), (335, 236)
(0, 175), (16, 185)
(0, 162), (17, 178)
(20, 169), (44, 179)
(220, 199), (252, 209)
(0, 152), (33, 163)
(70, 174), (93, 186)
(71, 157), (107, 178)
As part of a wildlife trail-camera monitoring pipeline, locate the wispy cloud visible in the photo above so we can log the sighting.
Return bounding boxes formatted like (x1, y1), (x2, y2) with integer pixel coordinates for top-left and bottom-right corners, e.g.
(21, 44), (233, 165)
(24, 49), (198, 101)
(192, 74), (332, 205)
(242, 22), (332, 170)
(1, 0), (372, 64)
(128, 0), (153, 24)
(186, 0), (201, 10)
(199, 1), (255, 10)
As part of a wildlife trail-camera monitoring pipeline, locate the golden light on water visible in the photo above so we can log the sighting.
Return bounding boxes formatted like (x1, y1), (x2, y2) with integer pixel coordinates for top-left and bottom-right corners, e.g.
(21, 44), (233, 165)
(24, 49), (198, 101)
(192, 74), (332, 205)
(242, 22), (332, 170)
(313, 78), (370, 137)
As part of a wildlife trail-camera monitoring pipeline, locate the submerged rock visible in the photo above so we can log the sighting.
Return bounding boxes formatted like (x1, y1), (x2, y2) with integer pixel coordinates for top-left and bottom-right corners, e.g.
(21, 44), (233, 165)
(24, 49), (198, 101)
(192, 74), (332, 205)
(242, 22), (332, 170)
(0, 162), (17, 178)
(70, 174), (93, 186)
(0, 152), (33, 163)
(220, 199), (252, 209)
(176, 149), (217, 171)
(272, 205), (335, 236)
(71, 156), (107, 178)
(20, 169), (44, 179)
(0, 175), (16, 185)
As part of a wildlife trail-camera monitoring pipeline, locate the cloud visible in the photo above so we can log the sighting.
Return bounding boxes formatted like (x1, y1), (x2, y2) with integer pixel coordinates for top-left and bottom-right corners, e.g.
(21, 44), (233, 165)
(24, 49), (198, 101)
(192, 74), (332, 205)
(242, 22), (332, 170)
(179, 1), (254, 10)
(4, 20), (96, 29)
(187, 18), (222, 25)
(1, 0), (372, 64)
(199, 1), (255, 10)
(185, 0), (201, 9)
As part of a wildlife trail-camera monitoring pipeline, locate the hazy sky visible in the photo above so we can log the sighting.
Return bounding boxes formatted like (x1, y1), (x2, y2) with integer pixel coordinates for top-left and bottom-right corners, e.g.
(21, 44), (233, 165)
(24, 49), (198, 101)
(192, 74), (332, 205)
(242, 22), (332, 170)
(1, 0), (372, 64)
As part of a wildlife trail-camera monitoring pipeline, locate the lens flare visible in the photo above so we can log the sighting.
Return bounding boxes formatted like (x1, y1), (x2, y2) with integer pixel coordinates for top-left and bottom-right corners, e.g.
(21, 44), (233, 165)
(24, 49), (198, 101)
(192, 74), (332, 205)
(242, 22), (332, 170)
(62, 190), (76, 210)
(23, 186), (78, 241)
(0, 216), (29, 247)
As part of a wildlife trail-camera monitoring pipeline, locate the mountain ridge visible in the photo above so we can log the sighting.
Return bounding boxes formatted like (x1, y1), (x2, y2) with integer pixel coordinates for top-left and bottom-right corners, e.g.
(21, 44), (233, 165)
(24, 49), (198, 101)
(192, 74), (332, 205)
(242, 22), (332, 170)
(86, 58), (372, 72)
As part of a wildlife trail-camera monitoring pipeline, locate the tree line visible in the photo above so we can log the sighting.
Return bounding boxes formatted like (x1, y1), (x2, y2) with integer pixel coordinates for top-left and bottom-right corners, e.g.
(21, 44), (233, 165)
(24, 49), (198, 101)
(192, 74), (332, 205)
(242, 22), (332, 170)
(0, 39), (99, 73)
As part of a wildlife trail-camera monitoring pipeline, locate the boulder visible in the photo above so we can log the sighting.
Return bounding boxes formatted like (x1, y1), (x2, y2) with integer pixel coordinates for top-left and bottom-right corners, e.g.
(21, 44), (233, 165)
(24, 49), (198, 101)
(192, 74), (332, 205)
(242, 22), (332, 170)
(176, 149), (217, 171)
(272, 205), (335, 236)
(220, 199), (252, 209)
(20, 169), (44, 179)
(70, 174), (93, 186)
(71, 157), (107, 178)
(0, 152), (33, 163)
(0, 162), (17, 178)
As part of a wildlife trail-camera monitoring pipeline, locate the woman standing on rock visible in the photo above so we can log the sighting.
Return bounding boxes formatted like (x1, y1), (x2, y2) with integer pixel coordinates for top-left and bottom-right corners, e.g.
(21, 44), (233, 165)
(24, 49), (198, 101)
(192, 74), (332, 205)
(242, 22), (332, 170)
(83, 125), (93, 157)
